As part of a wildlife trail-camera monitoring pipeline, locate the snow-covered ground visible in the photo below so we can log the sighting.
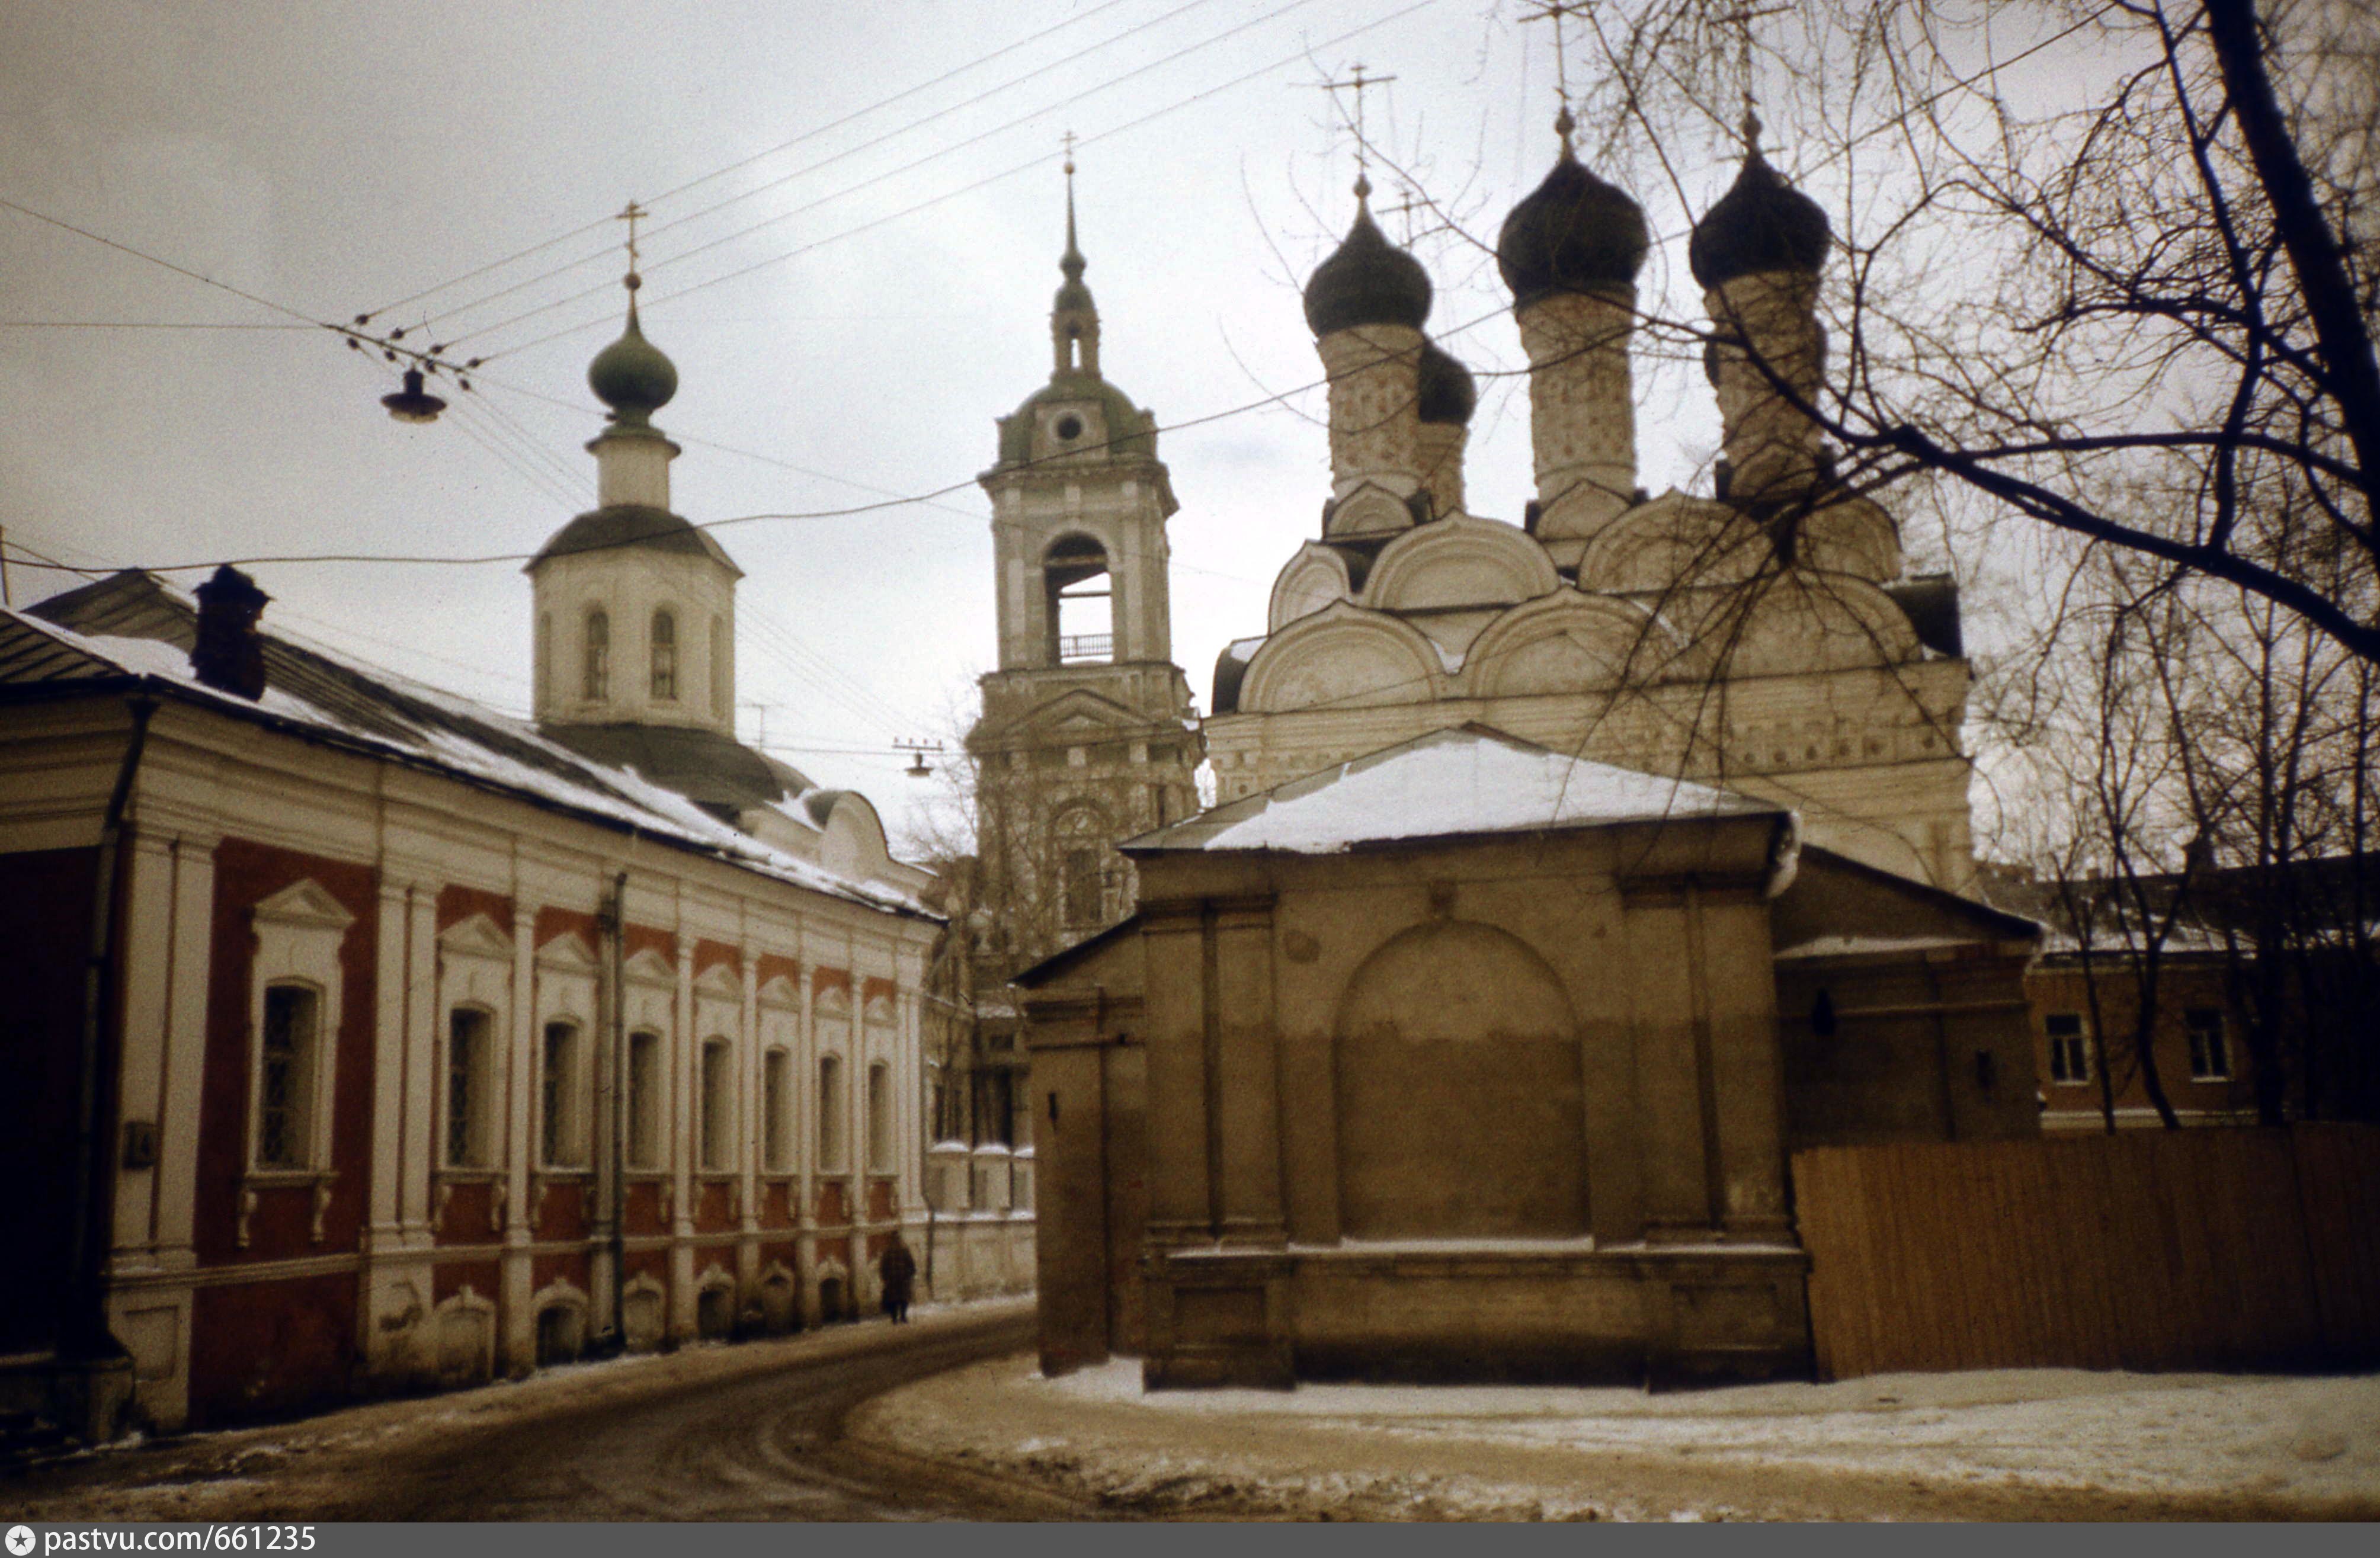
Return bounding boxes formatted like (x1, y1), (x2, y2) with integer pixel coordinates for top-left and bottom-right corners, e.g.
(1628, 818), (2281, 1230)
(854, 1355), (2380, 1521)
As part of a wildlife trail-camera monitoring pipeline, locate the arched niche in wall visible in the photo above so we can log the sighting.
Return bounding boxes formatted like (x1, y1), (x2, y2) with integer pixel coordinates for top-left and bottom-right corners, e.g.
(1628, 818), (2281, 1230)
(1267, 541), (1354, 632)
(1359, 513), (1561, 614)
(1460, 589), (1683, 699)
(1238, 602), (1446, 714)
(1332, 919), (1585, 1239)
(1687, 568), (1921, 680)
(1575, 491), (1772, 594)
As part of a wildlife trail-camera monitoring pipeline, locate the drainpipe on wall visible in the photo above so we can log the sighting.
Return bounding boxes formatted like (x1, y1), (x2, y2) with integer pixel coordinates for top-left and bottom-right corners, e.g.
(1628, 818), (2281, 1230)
(60, 694), (156, 1437)
(595, 869), (629, 1352)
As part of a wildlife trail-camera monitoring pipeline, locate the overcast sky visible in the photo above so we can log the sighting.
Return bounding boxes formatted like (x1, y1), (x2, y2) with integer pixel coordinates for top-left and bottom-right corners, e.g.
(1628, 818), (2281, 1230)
(1, 0), (1805, 847)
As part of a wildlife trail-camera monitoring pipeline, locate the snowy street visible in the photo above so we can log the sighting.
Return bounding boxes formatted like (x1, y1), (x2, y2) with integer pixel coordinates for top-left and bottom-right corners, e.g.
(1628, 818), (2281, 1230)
(853, 1355), (2380, 1521)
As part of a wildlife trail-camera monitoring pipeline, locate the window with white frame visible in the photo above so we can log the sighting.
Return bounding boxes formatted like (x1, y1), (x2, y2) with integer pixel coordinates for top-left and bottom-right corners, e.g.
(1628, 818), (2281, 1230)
(446, 1008), (495, 1168)
(699, 1037), (733, 1171)
(2046, 1012), (2090, 1084)
(541, 1021), (584, 1168)
(256, 983), (321, 1170)
(763, 1047), (790, 1171)
(2186, 1007), (2232, 1081)
(627, 1030), (662, 1169)
(867, 1062), (892, 1174)
(818, 1054), (847, 1171)
(246, 880), (352, 1176)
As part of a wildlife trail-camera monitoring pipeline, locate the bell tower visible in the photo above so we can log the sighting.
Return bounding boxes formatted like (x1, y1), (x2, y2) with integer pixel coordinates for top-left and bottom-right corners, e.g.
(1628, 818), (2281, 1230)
(969, 164), (1202, 973)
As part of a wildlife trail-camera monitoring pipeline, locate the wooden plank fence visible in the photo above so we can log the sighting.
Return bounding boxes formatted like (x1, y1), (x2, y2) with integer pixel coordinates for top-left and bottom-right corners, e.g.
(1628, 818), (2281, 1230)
(1792, 1125), (2380, 1379)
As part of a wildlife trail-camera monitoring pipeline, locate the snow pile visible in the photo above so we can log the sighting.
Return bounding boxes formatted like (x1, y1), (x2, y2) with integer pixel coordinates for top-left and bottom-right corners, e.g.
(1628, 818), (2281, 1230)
(1135, 724), (1780, 855)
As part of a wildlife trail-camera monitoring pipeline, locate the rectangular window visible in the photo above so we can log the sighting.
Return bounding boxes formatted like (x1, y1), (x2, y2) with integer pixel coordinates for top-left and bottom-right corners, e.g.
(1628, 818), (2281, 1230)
(1062, 847), (1102, 928)
(2186, 1007), (2231, 1081)
(627, 1030), (662, 1169)
(2046, 1012), (2090, 1085)
(699, 1039), (733, 1171)
(446, 1008), (492, 1168)
(258, 984), (319, 1169)
(541, 1021), (581, 1167)
(818, 1054), (846, 1171)
(763, 1049), (790, 1171)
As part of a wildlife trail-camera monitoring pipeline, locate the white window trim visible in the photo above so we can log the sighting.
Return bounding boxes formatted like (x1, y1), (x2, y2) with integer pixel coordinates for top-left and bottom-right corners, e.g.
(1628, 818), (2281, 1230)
(246, 879), (354, 1181)
(534, 932), (597, 1172)
(2045, 1012), (2092, 1086)
(436, 913), (514, 1176)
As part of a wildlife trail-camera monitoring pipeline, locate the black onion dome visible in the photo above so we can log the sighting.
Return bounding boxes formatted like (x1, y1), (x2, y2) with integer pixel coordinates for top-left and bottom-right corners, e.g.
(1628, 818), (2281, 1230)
(1687, 150), (1830, 288)
(1302, 206), (1433, 337)
(1496, 153), (1648, 306)
(1416, 341), (1476, 425)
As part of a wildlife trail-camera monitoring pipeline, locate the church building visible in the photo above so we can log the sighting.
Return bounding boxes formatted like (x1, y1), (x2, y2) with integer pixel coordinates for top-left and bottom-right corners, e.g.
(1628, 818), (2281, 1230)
(0, 291), (940, 1439)
(1014, 113), (2043, 1387)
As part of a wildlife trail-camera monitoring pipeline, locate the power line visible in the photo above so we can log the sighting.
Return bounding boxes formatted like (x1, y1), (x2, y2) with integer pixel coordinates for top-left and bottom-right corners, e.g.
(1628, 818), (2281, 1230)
(410, 0), (1237, 338)
(467, 0), (1437, 361)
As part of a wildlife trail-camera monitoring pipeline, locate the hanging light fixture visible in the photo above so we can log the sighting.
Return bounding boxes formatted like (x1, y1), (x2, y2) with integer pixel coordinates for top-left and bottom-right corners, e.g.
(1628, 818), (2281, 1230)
(381, 367), (447, 424)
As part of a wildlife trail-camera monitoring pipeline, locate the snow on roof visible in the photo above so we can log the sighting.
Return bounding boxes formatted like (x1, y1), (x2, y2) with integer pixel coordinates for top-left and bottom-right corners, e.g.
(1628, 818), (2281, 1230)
(1221, 636), (1266, 665)
(1773, 933), (1996, 961)
(2, 604), (930, 918)
(1127, 723), (1785, 855)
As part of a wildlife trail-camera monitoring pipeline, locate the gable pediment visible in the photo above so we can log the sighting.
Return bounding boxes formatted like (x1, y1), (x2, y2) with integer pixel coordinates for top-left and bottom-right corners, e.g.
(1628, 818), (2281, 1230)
(980, 685), (1152, 745)
(694, 962), (742, 1000)
(252, 879), (355, 932)
(623, 947), (676, 987)
(536, 931), (596, 972)
(437, 911), (513, 960)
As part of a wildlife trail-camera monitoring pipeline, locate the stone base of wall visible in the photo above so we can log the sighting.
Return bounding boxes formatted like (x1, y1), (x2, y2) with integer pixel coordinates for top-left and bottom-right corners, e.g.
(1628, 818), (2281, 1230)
(1142, 1242), (1810, 1389)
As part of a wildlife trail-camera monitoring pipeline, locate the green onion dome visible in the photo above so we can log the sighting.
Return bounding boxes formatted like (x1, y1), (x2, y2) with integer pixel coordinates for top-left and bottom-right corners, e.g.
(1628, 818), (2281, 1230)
(587, 306), (678, 425)
(1496, 149), (1648, 306)
(1687, 150), (1830, 288)
(1302, 201), (1433, 338)
(1416, 341), (1476, 426)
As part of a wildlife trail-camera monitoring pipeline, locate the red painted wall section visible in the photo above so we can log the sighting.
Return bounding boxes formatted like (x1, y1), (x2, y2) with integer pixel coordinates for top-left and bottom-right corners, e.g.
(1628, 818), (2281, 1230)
(812, 967), (851, 1002)
(530, 1251), (590, 1298)
(624, 1181), (668, 1237)
(0, 847), (100, 1355)
(862, 976), (897, 1009)
(188, 1274), (356, 1426)
(624, 924), (677, 966)
(867, 1178), (895, 1222)
(755, 954), (802, 995)
(534, 1177), (590, 1242)
(694, 938), (740, 982)
(759, 1180), (795, 1230)
(534, 905), (598, 958)
(433, 1180), (496, 1246)
(435, 884), (513, 937)
(694, 1179), (735, 1232)
(816, 1179), (848, 1229)
(198, 839), (379, 1265)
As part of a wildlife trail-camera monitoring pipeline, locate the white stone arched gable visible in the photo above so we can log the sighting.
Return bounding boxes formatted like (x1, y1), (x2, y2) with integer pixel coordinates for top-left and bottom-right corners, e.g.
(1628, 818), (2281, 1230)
(621, 947), (677, 1036)
(1688, 568), (1922, 679)
(1360, 514), (1562, 614)
(1322, 482), (1417, 540)
(1238, 602), (1448, 714)
(1267, 542), (1354, 631)
(1575, 491), (1772, 593)
(1461, 590), (1685, 698)
(816, 793), (893, 885)
(1794, 495), (1903, 582)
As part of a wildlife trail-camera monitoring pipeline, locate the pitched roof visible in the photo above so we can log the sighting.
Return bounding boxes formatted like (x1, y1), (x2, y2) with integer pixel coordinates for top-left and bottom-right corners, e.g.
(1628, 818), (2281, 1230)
(4, 572), (927, 918)
(1125, 723), (1783, 855)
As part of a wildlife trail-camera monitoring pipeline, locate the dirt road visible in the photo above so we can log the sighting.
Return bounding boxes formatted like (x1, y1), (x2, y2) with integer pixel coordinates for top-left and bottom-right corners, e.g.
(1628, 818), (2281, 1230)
(12, 1302), (1083, 1523)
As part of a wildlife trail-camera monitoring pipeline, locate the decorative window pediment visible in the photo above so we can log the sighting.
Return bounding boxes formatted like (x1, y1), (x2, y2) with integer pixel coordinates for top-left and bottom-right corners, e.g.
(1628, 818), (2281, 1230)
(536, 931), (596, 972)
(438, 912), (512, 962)
(254, 879), (355, 934)
(757, 974), (799, 1010)
(247, 878), (352, 1178)
(623, 947), (677, 988)
(694, 962), (742, 1001)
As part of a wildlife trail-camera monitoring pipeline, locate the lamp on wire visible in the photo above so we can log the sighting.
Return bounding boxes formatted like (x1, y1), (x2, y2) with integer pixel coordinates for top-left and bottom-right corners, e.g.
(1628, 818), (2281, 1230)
(381, 367), (447, 424)
(895, 738), (943, 778)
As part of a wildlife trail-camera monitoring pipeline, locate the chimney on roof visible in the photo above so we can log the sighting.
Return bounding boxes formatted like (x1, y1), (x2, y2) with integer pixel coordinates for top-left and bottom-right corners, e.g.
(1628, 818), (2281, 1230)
(191, 565), (269, 700)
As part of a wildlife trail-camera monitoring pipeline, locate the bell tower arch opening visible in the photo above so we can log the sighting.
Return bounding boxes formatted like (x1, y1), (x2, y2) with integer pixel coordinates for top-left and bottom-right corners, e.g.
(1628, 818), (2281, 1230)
(1045, 534), (1114, 666)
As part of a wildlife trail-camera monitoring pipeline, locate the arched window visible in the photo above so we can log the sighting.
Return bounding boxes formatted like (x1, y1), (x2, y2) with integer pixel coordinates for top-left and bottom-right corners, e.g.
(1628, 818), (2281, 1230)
(866, 1062), (893, 1173)
(762, 1047), (791, 1171)
(582, 609), (610, 701)
(446, 1007), (495, 1168)
(818, 1054), (847, 1171)
(1051, 805), (1111, 931)
(540, 1021), (583, 1168)
(627, 1030), (662, 1169)
(699, 1037), (733, 1171)
(709, 615), (729, 714)
(257, 983), (321, 1170)
(1043, 534), (1113, 665)
(650, 609), (678, 701)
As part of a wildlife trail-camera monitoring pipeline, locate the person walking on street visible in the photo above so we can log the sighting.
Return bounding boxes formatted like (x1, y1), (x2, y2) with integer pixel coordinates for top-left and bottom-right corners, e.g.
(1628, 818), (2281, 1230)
(877, 1235), (918, 1324)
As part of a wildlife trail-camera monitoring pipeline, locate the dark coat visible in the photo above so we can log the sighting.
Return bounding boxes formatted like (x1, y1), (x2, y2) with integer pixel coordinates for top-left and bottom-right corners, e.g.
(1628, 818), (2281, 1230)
(877, 1241), (918, 1301)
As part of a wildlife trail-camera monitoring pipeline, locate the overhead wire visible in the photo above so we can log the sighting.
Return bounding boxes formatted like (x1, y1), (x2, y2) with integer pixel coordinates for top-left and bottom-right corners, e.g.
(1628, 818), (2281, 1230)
(466, 0), (1439, 361)
(410, 0), (1237, 338)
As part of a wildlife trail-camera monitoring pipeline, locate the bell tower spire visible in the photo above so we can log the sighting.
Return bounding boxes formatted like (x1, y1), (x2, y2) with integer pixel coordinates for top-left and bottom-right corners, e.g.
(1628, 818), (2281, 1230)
(1052, 135), (1101, 379)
